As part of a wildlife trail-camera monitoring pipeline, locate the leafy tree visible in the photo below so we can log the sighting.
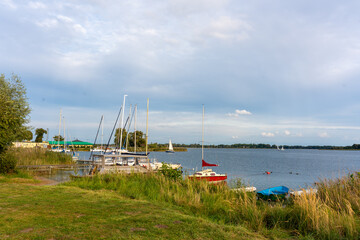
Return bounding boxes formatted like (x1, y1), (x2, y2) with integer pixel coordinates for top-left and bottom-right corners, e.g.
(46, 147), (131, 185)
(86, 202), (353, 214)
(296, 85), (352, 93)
(0, 73), (31, 173)
(0, 73), (31, 153)
(35, 128), (47, 142)
(53, 135), (64, 142)
(128, 130), (146, 148)
(114, 128), (127, 147)
(114, 129), (146, 149)
(21, 130), (33, 141)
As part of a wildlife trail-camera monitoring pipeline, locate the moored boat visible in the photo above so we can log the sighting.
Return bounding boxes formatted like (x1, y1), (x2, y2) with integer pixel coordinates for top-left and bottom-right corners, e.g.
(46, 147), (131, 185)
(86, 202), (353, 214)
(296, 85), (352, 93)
(165, 139), (175, 153)
(188, 106), (227, 183)
(257, 186), (289, 200)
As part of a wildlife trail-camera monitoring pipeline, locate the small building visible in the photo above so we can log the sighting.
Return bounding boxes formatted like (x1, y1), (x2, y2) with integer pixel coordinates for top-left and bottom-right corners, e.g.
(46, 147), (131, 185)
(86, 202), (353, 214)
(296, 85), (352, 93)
(48, 140), (93, 149)
(13, 141), (49, 149)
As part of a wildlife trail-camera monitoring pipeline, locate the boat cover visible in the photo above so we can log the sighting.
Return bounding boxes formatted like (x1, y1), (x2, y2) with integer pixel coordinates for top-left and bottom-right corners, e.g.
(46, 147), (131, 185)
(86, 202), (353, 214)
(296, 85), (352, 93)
(257, 186), (289, 196)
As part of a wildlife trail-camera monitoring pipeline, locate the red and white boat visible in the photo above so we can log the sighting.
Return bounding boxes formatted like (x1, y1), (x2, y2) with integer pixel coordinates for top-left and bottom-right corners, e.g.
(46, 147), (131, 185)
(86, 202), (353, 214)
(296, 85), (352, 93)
(188, 106), (227, 183)
(189, 160), (227, 183)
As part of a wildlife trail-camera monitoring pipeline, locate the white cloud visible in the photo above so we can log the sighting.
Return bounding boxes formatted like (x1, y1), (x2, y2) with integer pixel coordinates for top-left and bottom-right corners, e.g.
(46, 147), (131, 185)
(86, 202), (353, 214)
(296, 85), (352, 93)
(73, 24), (87, 34)
(28, 2), (46, 9)
(228, 109), (252, 117)
(261, 132), (275, 137)
(57, 15), (73, 23)
(284, 130), (291, 136)
(232, 136), (239, 139)
(36, 18), (58, 28)
(207, 16), (252, 41)
(1, 0), (17, 9)
(319, 132), (329, 138)
(236, 109), (252, 115)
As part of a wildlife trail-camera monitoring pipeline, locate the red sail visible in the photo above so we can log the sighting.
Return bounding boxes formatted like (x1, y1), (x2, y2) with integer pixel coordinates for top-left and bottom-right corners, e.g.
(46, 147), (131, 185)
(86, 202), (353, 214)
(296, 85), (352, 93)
(202, 159), (218, 167)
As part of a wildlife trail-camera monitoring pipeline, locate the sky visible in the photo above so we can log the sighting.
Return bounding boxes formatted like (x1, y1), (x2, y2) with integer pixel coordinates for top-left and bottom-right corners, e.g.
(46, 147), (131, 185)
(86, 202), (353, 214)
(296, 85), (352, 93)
(1, 0), (360, 145)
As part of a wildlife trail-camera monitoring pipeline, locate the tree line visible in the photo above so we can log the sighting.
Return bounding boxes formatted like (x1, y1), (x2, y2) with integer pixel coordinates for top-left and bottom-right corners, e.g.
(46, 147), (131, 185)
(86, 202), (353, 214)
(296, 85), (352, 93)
(171, 143), (360, 150)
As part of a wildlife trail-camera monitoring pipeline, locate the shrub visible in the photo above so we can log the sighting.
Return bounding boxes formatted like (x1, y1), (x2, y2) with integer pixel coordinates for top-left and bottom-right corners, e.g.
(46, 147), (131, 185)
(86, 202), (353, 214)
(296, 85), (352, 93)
(158, 162), (182, 181)
(0, 151), (17, 174)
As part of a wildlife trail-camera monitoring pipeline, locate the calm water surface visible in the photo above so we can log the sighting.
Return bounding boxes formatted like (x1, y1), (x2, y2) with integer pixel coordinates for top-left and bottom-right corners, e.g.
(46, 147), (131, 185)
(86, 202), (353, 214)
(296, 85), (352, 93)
(149, 148), (360, 190)
(50, 149), (360, 191)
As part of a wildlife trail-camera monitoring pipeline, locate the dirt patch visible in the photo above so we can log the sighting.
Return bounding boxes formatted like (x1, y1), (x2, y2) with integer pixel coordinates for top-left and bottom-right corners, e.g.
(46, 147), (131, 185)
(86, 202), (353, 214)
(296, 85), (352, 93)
(19, 228), (33, 233)
(30, 177), (60, 186)
(130, 228), (146, 232)
(154, 224), (168, 229)
(173, 220), (183, 224)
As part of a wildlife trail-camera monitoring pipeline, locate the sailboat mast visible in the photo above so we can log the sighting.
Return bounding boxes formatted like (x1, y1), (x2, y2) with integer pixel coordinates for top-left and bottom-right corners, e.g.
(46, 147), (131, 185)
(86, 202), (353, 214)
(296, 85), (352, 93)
(119, 94), (127, 154)
(63, 117), (66, 151)
(101, 115), (104, 150)
(126, 105), (132, 150)
(202, 105), (204, 162)
(58, 109), (62, 150)
(146, 98), (149, 166)
(134, 104), (137, 153)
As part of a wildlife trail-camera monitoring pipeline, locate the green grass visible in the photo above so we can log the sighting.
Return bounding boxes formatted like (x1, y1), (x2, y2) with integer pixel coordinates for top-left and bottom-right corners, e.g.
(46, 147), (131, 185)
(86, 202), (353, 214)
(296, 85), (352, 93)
(1, 171), (359, 239)
(65, 172), (360, 239)
(0, 170), (38, 184)
(0, 183), (265, 240)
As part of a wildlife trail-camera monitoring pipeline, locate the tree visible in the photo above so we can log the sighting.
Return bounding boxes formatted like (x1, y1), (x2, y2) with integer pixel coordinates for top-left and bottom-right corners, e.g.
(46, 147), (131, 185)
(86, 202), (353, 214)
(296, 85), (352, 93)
(35, 128), (47, 142)
(21, 130), (33, 141)
(53, 135), (64, 142)
(128, 130), (146, 148)
(114, 129), (146, 148)
(0, 73), (31, 153)
(114, 128), (127, 147)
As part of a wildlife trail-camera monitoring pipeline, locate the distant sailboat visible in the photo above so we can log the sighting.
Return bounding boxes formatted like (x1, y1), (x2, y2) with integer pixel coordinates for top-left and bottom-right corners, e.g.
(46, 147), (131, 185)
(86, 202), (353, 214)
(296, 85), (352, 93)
(166, 139), (175, 153)
(277, 145), (285, 151)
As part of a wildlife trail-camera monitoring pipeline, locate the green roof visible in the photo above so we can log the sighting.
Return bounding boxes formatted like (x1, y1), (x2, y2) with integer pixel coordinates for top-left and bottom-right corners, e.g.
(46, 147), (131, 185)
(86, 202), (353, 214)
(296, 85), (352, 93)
(48, 141), (93, 146)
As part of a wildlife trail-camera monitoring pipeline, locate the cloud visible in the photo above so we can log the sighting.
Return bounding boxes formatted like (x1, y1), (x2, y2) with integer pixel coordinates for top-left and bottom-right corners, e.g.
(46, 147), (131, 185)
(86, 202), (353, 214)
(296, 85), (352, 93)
(232, 136), (239, 139)
(36, 18), (58, 28)
(261, 132), (275, 137)
(319, 132), (329, 138)
(284, 130), (291, 136)
(228, 109), (252, 117)
(28, 2), (46, 9)
(1, 0), (17, 9)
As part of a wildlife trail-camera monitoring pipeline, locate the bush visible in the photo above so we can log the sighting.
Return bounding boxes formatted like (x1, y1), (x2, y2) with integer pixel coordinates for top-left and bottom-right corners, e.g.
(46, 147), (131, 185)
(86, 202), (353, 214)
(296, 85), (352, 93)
(0, 151), (17, 174)
(158, 162), (182, 181)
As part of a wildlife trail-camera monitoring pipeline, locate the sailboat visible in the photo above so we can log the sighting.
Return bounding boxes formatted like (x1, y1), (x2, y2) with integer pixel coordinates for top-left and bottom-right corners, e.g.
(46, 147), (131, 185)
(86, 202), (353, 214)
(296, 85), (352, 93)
(165, 139), (175, 153)
(188, 106), (227, 183)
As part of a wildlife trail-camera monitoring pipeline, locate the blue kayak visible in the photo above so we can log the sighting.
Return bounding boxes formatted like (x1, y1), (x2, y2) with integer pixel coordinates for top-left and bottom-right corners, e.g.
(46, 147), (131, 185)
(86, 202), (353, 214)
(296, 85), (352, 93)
(257, 186), (289, 200)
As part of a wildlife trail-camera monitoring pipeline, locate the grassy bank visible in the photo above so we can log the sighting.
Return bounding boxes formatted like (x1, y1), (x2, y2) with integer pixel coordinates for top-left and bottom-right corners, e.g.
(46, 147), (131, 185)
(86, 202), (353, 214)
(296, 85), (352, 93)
(1, 170), (359, 239)
(65, 172), (360, 239)
(0, 182), (264, 240)
(9, 148), (73, 166)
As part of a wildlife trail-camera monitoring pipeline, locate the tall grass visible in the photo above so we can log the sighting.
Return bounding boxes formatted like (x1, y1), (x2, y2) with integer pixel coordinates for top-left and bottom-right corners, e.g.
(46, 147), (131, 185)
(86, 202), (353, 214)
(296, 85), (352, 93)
(66, 172), (360, 239)
(9, 148), (73, 165)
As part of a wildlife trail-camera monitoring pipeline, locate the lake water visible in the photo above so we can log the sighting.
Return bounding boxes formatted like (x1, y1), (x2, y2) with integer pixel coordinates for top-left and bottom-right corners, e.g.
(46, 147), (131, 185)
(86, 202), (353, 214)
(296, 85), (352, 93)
(59, 148), (360, 191)
(149, 148), (360, 191)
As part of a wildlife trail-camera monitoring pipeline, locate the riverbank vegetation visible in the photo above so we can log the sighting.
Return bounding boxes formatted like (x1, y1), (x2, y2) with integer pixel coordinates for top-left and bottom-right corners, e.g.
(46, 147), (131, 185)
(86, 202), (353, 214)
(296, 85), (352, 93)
(8, 148), (73, 166)
(1, 171), (359, 239)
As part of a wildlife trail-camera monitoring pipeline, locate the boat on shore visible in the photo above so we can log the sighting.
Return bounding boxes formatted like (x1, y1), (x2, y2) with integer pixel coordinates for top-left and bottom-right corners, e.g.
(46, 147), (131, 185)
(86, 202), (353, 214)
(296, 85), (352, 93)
(257, 186), (289, 200)
(232, 186), (257, 192)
